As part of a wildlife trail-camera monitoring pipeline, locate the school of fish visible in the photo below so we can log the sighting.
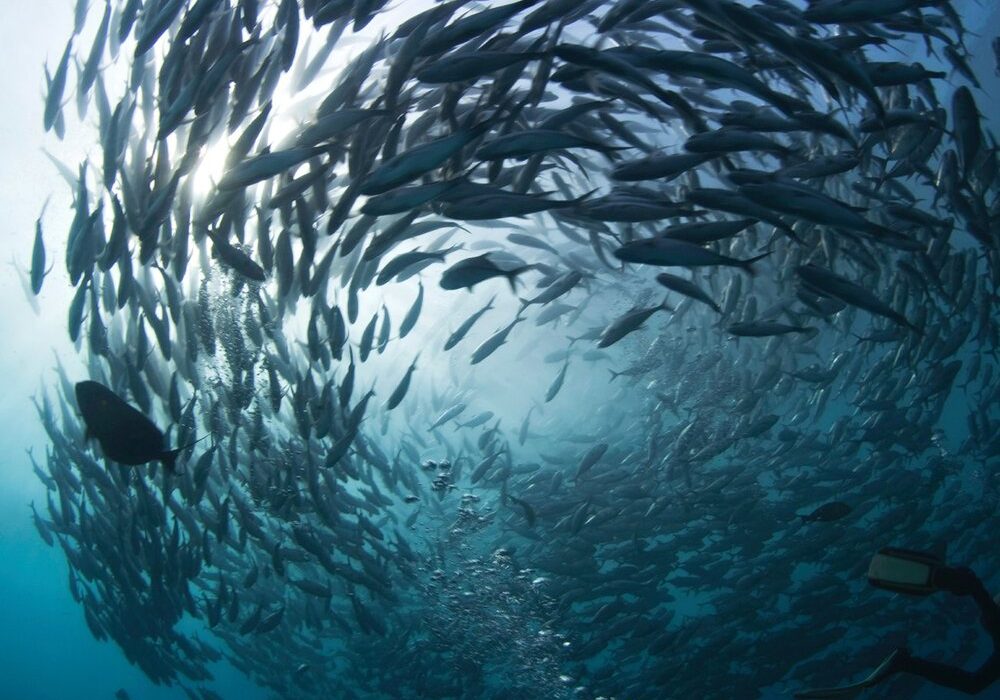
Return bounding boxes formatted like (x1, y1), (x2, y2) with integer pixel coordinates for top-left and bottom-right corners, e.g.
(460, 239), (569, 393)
(26, 0), (1000, 698)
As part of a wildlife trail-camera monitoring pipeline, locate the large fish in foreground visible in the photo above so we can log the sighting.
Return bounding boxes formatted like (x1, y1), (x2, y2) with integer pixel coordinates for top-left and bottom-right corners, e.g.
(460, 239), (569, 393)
(75, 380), (183, 471)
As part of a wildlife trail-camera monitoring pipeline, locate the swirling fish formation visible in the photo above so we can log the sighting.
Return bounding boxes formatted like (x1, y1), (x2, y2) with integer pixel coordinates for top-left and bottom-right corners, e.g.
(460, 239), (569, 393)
(28, 0), (999, 698)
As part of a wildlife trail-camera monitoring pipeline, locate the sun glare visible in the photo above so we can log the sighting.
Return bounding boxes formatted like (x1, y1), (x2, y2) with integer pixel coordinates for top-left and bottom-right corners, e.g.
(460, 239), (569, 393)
(191, 136), (231, 199)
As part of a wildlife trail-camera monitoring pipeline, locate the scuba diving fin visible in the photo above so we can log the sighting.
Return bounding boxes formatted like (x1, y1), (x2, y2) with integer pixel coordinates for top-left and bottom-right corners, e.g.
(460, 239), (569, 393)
(794, 649), (905, 699)
(796, 548), (951, 698)
(867, 547), (944, 596)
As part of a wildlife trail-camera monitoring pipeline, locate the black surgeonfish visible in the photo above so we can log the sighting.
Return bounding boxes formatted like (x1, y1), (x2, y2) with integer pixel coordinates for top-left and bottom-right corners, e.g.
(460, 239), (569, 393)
(75, 380), (182, 471)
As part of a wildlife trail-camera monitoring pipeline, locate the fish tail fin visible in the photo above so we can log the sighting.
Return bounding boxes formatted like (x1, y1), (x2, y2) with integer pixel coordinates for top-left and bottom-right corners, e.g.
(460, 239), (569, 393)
(164, 434), (209, 473)
(505, 268), (527, 292)
(866, 157), (891, 191)
(161, 449), (181, 474)
(599, 145), (630, 163)
(783, 226), (806, 245)
(740, 252), (771, 277)
(608, 368), (622, 382)
(570, 189), (599, 205)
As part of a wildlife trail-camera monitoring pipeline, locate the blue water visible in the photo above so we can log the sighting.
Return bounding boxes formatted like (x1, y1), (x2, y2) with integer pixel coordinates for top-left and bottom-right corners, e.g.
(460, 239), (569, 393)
(1, 1), (999, 699)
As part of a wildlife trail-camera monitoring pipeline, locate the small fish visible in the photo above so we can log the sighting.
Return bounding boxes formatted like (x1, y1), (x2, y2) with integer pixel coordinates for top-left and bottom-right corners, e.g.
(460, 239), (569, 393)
(475, 129), (624, 160)
(208, 231), (266, 282)
(44, 38), (73, 132)
(505, 493), (536, 527)
(360, 123), (491, 195)
(295, 108), (390, 148)
(456, 411), (495, 429)
(520, 271), (584, 307)
(728, 321), (816, 337)
(440, 254), (532, 292)
(545, 359), (570, 402)
(576, 443), (608, 479)
(611, 152), (714, 182)
(598, 302), (670, 348)
(218, 147), (325, 190)
(684, 128), (792, 156)
(361, 179), (463, 216)
(614, 238), (769, 275)
(660, 219), (756, 245)
(78, 2), (111, 99)
(796, 265), (921, 333)
(800, 501), (852, 523)
(507, 232), (559, 256)
(376, 246), (460, 286)
(386, 355), (419, 410)
(398, 283), (423, 339)
(30, 201), (52, 295)
(444, 296), (496, 351)
(655, 272), (720, 313)
(471, 314), (525, 364)
(438, 189), (594, 220)
(416, 51), (546, 83)
(429, 403), (466, 431)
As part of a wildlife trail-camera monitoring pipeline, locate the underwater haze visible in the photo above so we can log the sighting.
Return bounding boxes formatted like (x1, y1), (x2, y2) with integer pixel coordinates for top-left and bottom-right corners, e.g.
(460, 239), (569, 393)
(1, 1), (999, 699)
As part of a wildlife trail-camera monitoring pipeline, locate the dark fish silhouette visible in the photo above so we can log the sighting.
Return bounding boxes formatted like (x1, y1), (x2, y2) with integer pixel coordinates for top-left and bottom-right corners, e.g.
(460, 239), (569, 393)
(75, 380), (181, 472)
(800, 501), (852, 522)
